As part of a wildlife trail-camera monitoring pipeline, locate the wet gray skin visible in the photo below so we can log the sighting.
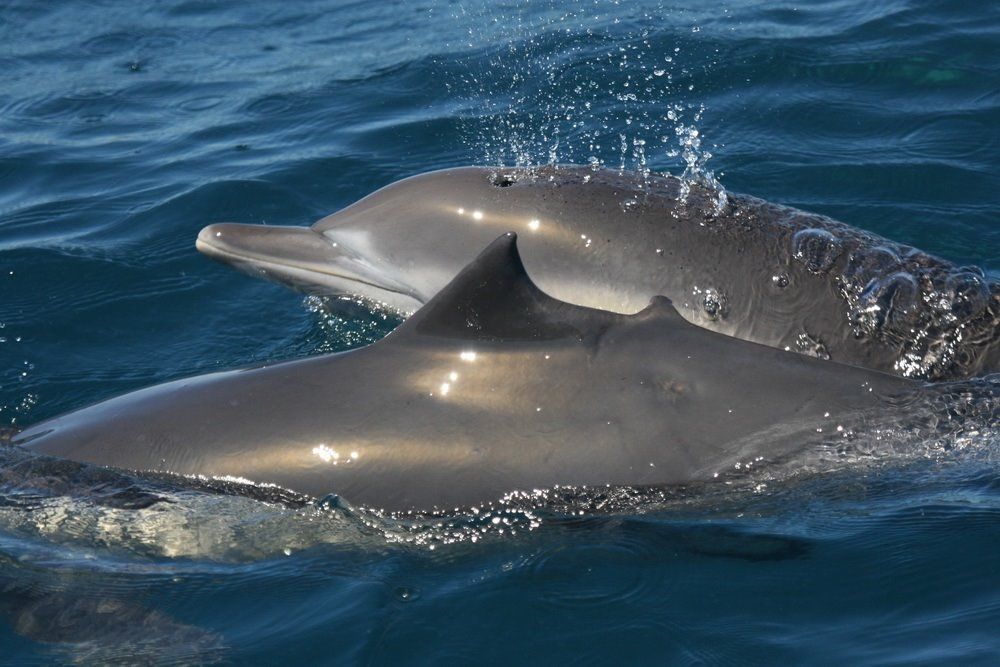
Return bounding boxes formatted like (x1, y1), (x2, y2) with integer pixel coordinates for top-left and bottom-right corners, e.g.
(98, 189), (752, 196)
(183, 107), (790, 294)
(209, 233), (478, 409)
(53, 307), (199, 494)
(196, 166), (999, 381)
(17, 235), (921, 512)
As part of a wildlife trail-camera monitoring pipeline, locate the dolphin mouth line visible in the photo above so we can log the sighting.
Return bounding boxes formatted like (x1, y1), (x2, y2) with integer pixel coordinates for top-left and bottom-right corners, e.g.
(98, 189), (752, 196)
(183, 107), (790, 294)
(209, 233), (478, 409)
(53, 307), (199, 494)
(195, 234), (417, 302)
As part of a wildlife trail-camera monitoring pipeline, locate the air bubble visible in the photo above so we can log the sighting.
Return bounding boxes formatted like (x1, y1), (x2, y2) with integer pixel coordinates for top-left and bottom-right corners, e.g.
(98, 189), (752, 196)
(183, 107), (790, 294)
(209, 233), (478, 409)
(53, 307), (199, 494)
(792, 229), (842, 273)
(944, 270), (989, 319)
(701, 288), (728, 321)
(855, 272), (919, 333)
(843, 246), (901, 285)
(492, 173), (517, 187)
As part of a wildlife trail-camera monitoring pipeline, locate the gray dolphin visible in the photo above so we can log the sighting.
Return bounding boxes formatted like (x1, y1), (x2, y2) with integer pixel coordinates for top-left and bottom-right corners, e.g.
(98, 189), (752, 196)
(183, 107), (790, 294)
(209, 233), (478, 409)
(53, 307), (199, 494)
(196, 166), (999, 381)
(16, 234), (919, 512)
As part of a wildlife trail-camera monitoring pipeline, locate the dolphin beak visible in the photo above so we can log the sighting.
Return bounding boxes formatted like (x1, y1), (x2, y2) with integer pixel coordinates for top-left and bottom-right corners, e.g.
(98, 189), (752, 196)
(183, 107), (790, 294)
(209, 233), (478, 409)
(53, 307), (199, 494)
(196, 223), (420, 306)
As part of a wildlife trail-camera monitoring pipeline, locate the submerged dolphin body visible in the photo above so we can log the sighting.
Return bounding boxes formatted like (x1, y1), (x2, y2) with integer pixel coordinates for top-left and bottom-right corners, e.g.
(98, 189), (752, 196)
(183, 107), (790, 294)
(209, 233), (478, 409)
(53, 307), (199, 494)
(16, 235), (919, 512)
(196, 166), (999, 381)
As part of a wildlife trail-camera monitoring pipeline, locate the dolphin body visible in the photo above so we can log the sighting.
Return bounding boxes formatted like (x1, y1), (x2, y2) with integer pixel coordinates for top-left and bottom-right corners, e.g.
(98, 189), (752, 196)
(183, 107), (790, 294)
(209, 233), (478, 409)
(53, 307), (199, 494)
(16, 234), (919, 512)
(196, 166), (999, 381)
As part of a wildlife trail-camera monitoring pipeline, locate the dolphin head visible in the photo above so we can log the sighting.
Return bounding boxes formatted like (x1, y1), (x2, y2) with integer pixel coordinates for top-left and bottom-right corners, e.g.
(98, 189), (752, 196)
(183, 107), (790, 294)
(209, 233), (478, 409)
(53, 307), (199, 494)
(196, 222), (427, 311)
(196, 166), (646, 314)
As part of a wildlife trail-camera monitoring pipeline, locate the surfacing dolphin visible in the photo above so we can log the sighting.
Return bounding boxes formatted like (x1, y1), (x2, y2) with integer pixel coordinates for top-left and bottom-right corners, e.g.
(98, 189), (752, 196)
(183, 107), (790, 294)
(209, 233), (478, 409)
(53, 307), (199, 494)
(16, 234), (922, 512)
(196, 166), (999, 381)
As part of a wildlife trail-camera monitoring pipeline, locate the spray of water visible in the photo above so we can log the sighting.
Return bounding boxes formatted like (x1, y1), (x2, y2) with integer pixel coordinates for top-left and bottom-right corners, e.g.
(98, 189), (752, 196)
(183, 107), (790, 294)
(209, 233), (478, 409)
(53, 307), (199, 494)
(0, 319), (36, 427)
(446, 1), (726, 208)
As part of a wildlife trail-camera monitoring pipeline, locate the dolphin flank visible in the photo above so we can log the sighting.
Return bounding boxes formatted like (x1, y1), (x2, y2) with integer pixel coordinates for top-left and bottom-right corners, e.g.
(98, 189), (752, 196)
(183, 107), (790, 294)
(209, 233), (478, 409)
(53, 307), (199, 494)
(17, 234), (920, 512)
(196, 166), (999, 381)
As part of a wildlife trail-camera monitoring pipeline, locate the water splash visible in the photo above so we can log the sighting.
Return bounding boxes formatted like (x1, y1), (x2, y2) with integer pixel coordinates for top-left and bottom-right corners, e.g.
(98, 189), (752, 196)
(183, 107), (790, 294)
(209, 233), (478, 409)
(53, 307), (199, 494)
(0, 320), (36, 427)
(667, 104), (727, 210)
(303, 296), (404, 353)
(447, 1), (725, 205)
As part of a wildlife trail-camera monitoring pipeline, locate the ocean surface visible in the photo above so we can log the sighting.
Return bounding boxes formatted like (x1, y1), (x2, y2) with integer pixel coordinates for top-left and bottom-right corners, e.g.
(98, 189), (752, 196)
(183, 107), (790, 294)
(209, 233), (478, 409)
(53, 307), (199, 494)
(1, 0), (998, 664)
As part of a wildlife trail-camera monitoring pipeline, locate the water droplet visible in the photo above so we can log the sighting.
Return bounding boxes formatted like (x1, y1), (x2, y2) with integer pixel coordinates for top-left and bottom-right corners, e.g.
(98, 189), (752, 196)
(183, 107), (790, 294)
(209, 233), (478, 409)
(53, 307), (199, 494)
(795, 332), (830, 360)
(394, 587), (420, 602)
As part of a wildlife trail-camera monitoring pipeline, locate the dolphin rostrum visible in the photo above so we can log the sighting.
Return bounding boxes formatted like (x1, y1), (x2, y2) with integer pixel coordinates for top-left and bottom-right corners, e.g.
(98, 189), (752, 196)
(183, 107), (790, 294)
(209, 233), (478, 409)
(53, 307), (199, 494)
(196, 166), (999, 381)
(16, 234), (922, 512)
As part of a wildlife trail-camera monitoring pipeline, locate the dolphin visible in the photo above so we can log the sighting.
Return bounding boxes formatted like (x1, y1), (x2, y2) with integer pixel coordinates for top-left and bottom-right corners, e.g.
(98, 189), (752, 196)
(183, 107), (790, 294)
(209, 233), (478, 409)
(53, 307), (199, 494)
(15, 234), (921, 512)
(196, 166), (999, 381)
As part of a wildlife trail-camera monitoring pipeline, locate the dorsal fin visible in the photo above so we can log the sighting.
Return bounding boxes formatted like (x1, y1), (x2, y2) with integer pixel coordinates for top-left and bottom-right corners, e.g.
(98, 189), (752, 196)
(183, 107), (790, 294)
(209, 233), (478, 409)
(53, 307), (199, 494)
(394, 233), (690, 342)
(632, 295), (689, 324)
(399, 233), (600, 341)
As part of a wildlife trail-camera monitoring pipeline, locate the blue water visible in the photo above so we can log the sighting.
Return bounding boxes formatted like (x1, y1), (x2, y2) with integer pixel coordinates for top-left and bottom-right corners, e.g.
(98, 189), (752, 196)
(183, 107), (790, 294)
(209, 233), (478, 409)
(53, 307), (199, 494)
(1, 0), (998, 663)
